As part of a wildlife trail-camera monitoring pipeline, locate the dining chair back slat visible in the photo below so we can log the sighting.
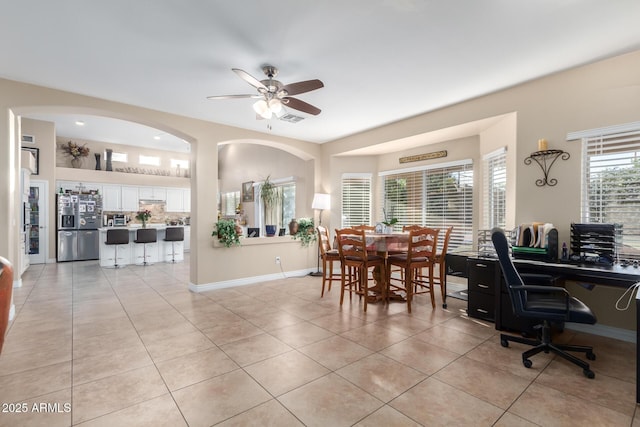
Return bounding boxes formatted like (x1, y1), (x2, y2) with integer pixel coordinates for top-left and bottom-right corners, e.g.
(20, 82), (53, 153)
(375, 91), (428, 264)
(386, 227), (439, 313)
(335, 228), (385, 312)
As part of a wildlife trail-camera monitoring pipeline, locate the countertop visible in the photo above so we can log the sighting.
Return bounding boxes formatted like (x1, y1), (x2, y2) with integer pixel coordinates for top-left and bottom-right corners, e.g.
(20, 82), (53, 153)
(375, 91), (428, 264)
(98, 224), (188, 231)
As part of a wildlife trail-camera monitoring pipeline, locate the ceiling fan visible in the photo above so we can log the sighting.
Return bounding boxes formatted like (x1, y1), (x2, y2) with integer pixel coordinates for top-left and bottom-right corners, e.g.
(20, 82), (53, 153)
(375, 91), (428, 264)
(207, 65), (324, 120)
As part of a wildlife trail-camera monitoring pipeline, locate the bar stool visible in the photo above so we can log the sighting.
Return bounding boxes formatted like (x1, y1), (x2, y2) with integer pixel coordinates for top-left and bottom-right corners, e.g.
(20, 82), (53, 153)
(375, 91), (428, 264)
(105, 229), (130, 268)
(163, 227), (184, 263)
(134, 228), (157, 266)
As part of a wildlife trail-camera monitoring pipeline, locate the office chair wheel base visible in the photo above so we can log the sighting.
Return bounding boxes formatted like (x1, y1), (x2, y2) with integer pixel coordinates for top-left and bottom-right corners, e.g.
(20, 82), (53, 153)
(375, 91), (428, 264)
(586, 351), (596, 361)
(583, 369), (595, 379)
(500, 338), (509, 348)
(523, 358), (533, 369)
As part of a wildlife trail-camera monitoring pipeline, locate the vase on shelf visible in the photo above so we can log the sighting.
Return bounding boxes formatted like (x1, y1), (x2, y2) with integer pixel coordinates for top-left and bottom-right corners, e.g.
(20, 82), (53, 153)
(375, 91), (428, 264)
(142, 220), (147, 228)
(105, 148), (113, 171)
(71, 157), (82, 168)
(95, 153), (101, 170)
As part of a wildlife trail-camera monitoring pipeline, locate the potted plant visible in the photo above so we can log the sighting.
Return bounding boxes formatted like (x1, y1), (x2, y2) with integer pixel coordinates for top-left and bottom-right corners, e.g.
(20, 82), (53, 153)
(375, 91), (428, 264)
(292, 217), (317, 246)
(260, 175), (278, 236)
(213, 218), (240, 247)
(382, 206), (398, 233)
(136, 209), (152, 228)
(382, 217), (398, 233)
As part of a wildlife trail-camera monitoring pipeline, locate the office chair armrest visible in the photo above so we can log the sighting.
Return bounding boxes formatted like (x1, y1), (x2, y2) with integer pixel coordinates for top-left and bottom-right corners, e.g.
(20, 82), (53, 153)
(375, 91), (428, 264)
(512, 285), (571, 314)
(514, 284), (568, 295)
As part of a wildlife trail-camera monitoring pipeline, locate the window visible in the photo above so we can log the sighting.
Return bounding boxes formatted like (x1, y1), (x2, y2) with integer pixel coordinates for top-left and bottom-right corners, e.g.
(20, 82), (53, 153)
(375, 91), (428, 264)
(580, 124), (640, 260)
(341, 173), (372, 227)
(256, 178), (296, 234)
(221, 191), (240, 216)
(482, 148), (506, 229)
(380, 160), (474, 251)
(107, 151), (127, 162)
(139, 155), (160, 166)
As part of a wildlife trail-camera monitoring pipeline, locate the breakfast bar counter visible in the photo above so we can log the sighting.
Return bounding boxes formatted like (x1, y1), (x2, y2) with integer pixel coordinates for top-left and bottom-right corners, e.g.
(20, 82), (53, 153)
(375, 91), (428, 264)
(98, 225), (186, 267)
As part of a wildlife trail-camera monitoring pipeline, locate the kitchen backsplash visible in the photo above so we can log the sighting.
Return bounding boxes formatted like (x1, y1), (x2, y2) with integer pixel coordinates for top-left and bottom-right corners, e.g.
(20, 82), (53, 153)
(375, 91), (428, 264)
(104, 201), (190, 226)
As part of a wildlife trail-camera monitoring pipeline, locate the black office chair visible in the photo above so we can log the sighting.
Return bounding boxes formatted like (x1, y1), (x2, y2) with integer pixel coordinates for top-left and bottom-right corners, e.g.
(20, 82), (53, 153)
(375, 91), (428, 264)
(134, 228), (157, 266)
(163, 227), (184, 263)
(491, 227), (597, 378)
(105, 229), (130, 268)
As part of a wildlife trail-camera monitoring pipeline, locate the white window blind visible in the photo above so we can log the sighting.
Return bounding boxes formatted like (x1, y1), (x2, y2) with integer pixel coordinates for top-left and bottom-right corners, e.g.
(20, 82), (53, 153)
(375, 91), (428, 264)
(341, 174), (372, 227)
(483, 148), (506, 229)
(221, 191), (240, 216)
(379, 160), (473, 250)
(582, 128), (640, 259)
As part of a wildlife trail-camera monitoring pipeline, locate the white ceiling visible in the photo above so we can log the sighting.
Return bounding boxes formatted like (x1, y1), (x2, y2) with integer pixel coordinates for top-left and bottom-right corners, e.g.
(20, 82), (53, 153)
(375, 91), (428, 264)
(2, 1), (640, 152)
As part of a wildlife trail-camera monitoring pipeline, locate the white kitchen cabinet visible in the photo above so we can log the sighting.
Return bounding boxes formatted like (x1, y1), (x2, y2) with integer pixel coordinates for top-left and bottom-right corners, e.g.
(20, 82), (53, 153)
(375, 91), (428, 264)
(139, 186), (166, 201)
(121, 185), (139, 211)
(183, 226), (190, 252)
(166, 188), (184, 212)
(183, 188), (191, 213)
(102, 185), (122, 211)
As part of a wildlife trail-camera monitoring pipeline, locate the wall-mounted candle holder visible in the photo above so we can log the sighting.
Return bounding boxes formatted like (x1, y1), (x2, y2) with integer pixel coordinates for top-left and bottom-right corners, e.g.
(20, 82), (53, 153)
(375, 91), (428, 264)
(525, 146), (570, 187)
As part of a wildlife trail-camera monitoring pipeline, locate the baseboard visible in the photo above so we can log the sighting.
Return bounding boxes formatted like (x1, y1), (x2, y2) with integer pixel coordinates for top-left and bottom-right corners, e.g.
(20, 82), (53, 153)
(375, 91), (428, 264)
(566, 322), (636, 343)
(189, 268), (315, 293)
(47, 258), (57, 263)
(9, 303), (15, 321)
(12, 278), (22, 288)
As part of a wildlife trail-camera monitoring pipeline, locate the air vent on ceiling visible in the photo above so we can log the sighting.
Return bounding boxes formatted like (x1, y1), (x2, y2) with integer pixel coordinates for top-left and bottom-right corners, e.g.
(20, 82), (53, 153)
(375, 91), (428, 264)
(280, 113), (305, 123)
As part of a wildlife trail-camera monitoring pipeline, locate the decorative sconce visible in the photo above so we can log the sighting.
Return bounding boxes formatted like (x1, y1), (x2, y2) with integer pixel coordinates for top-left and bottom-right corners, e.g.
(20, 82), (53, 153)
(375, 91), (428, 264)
(524, 139), (570, 187)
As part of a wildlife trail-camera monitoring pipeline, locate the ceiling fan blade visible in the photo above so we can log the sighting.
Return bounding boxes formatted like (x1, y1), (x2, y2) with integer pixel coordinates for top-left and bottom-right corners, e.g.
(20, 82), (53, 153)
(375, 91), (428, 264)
(232, 68), (268, 92)
(206, 94), (261, 100)
(281, 79), (324, 96)
(283, 97), (321, 115)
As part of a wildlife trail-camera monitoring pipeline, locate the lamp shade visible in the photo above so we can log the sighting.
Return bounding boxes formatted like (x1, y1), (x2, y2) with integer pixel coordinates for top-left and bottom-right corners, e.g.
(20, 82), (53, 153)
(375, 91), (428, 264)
(312, 193), (331, 210)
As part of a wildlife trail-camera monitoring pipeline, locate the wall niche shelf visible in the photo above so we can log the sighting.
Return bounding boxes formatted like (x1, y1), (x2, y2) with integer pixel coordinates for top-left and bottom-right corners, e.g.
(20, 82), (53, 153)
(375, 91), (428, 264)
(524, 149), (570, 187)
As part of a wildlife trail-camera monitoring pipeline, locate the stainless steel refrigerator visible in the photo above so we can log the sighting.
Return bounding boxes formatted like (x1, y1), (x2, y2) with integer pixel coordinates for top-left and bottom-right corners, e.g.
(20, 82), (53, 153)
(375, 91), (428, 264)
(57, 194), (102, 262)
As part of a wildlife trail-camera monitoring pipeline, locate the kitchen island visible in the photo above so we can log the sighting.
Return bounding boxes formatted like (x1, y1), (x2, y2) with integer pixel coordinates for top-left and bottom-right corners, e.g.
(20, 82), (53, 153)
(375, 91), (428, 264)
(98, 225), (186, 267)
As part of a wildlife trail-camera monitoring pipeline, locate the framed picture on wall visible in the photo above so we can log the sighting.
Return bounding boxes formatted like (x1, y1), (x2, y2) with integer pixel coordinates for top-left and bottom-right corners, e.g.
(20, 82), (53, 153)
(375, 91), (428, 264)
(21, 146), (40, 175)
(242, 181), (254, 202)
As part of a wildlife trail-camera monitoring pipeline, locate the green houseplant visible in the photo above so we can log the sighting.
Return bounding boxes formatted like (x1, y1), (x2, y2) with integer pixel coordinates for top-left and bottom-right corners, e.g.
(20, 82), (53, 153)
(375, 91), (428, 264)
(260, 175), (278, 236)
(213, 218), (240, 247)
(292, 217), (317, 246)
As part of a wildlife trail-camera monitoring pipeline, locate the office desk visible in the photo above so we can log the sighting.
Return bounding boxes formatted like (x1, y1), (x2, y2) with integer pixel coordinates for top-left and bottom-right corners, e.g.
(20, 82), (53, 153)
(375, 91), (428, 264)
(451, 252), (640, 403)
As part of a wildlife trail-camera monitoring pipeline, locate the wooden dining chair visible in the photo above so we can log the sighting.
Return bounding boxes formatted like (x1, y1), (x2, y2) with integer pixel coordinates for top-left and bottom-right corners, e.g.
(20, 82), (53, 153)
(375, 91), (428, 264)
(433, 226), (453, 308)
(353, 224), (375, 232)
(386, 227), (439, 313)
(335, 228), (386, 312)
(352, 225), (377, 252)
(317, 225), (341, 297)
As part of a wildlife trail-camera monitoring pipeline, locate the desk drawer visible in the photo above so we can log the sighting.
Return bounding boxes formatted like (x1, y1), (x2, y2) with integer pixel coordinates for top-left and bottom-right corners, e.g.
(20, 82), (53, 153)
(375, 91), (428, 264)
(467, 260), (496, 294)
(468, 291), (495, 321)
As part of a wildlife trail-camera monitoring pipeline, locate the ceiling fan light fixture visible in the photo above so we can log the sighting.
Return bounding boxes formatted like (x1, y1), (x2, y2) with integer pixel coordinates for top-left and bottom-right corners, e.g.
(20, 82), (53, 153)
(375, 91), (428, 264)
(268, 99), (283, 114)
(253, 99), (271, 119)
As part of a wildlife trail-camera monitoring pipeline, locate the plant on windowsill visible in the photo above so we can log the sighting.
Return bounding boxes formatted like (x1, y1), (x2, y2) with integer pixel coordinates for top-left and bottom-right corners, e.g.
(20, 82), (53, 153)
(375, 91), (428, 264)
(292, 217), (317, 247)
(213, 218), (240, 247)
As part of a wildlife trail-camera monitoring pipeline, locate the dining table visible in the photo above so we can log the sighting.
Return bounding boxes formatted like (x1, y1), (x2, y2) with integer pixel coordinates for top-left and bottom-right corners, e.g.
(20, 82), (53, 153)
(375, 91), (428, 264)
(364, 232), (410, 302)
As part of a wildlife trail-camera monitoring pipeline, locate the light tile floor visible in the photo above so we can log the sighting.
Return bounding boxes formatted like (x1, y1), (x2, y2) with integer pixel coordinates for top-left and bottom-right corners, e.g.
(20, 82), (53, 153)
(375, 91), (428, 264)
(1, 256), (638, 426)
